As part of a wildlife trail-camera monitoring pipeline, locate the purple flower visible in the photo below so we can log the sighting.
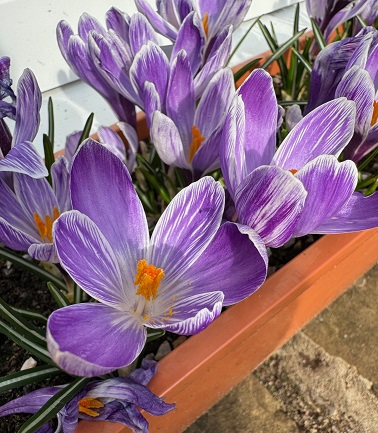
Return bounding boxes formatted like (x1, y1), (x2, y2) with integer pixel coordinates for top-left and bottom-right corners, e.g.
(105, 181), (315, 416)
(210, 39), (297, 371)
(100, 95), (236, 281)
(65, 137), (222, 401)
(48, 139), (267, 377)
(0, 360), (175, 433)
(135, 0), (252, 44)
(151, 67), (234, 179)
(0, 62), (47, 178)
(65, 122), (138, 172)
(220, 69), (378, 245)
(0, 157), (70, 263)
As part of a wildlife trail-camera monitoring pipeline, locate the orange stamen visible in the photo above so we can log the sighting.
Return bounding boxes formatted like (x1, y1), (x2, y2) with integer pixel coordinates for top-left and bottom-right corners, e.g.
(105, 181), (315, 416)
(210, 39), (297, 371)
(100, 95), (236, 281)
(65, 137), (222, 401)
(33, 206), (60, 242)
(134, 259), (165, 300)
(371, 100), (378, 126)
(202, 12), (209, 38)
(289, 169), (298, 175)
(188, 125), (206, 163)
(78, 397), (104, 417)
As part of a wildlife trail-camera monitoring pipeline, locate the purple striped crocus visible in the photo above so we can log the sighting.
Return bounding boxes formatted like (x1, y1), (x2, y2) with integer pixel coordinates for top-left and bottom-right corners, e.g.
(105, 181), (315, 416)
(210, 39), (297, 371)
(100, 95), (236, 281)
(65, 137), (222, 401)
(0, 157), (70, 263)
(0, 360), (175, 433)
(220, 69), (378, 246)
(0, 59), (47, 178)
(48, 139), (267, 377)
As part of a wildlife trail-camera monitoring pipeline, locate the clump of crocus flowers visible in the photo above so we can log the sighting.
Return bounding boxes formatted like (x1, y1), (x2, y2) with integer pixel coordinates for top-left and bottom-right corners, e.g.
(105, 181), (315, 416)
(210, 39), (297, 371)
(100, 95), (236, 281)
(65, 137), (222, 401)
(1, 1), (378, 432)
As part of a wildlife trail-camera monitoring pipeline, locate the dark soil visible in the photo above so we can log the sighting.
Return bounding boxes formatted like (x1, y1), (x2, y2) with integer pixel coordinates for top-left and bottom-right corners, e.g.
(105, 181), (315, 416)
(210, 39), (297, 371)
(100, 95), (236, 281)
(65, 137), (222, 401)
(0, 235), (320, 432)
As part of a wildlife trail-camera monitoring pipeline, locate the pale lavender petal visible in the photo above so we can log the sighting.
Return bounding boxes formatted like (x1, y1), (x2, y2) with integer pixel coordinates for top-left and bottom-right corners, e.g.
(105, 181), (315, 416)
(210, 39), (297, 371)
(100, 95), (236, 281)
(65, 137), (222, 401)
(171, 12), (204, 75)
(365, 39), (378, 87)
(151, 111), (190, 169)
(166, 50), (195, 150)
(157, 291), (223, 335)
(0, 217), (37, 251)
(129, 359), (157, 385)
(129, 13), (158, 56)
(106, 7), (131, 44)
(70, 139), (149, 286)
(346, 122), (378, 162)
(314, 191), (378, 233)
(64, 130), (81, 163)
(236, 68), (278, 171)
(285, 104), (303, 131)
(0, 141), (47, 178)
(335, 66), (374, 140)
(78, 12), (107, 41)
(47, 303), (146, 377)
(184, 222), (267, 305)
(118, 122), (138, 172)
(98, 125), (127, 162)
(143, 81), (162, 129)
(51, 156), (71, 212)
(0, 388), (59, 415)
(193, 26), (232, 98)
(12, 69), (41, 146)
(28, 242), (58, 263)
(293, 156), (358, 237)
(195, 68), (234, 137)
(235, 166), (307, 248)
(345, 29), (374, 69)
(219, 94), (246, 197)
(273, 98), (356, 170)
(135, 0), (178, 40)
(53, 210), (126, 306)
(149, 177), (225, 284)
(191, 126), (223, 177)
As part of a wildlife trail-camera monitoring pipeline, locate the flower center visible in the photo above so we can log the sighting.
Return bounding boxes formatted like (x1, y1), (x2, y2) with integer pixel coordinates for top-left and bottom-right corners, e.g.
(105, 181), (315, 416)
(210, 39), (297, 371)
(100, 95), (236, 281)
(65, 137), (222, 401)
(188, 125), (206, 163)
(78, 397), (104, 417)
(371, 100), (378, 126)
(33, 206), (60, 242)
(134, 259), (165, 301)
(202, 12), (209, 38)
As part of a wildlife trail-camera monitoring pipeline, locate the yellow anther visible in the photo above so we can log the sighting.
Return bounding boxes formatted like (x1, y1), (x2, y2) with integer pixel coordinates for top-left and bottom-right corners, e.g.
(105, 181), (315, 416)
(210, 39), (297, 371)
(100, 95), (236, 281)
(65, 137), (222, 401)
(134, 259), (165, 300)
(188, 125), (206, 163)
(371, 100), (378, 126)
(78, 397), (104, 417)
(33, 206), (60, 242)
(202, 12), (209, 38)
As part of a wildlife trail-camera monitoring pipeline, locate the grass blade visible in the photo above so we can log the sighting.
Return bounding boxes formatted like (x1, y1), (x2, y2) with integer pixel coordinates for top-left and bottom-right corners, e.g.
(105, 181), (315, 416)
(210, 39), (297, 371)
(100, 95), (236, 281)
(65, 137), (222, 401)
(13, 308), (47, 323)
(43, 134), (55, 186)
(48, 97), (54, 148)
(310, 17), (326, 50)
(233, 58), (262, 83)
(291, 46), (312, 73)
(47, 282), (71, 308)
(76, 113), (94, 150)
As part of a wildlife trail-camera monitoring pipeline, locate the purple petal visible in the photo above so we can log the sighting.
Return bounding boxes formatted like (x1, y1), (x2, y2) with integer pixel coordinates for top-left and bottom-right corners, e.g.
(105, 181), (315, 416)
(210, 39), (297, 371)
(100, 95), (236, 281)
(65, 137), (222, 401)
(149, 177), (225, 284)
(273, 98), (356, 170)
(98, 125), (127, 162)
(47, 303), (146, 377)
(185, 222), (267, 305)
(106, 7), (131, 44)
(135, 0), (178, 40)
(293, 156), (358, 237)
(129, 359), (157, 385)
(51, 156), (71, 212)
(70, 139), (149, 285)
(78, 12), (107, 42)
(236, 68), (278, 171)
(118, 122), (138, 172)
(172, 12), (204, 75)
(285, 104), (303, 131)
(166, 51), (195, 151)
(143, 81), (162, 129)
(345, 122), (378, 162)
(29, 242), (59, 263)
(314, 191), (378, 233)
(12, 69), (41, 146)
(191, 126), (223, 178)
(0, 141), (48, 178)
(151, 111), (190, 169)
(0, 388), (59, 416)
(129, 13), (158, 56)
(157, 291), (223, 335)
(235, 165), (307, 248)
(0, 217), (37, 251)
(64, 130), (81, 164)
(53, 210), (126, 306)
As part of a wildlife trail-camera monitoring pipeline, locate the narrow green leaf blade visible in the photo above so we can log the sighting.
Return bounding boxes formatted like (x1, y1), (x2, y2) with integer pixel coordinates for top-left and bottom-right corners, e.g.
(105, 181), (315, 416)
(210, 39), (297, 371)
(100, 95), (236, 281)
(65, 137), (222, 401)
(43, 134), (55, 186)
(0, 365), (61, 393)
(310, 17), (326, 51)
(292, 46), (312, 73)
(233, 58), (262, 83)
(47, 282), (71, 308)
(18, 378), (91, 433)
(227, 17), (259, 65)
(48, 97), (54, 148)
(76, 113), (94, 150)
(13, 308), (47, 323)
(147, 328), (165, 342)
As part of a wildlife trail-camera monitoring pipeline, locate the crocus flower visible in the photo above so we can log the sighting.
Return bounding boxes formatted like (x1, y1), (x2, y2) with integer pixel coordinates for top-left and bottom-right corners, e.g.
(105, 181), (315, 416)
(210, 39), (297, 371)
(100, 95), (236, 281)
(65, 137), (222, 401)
(0, 59), (47, 178)
(0, 360), (175, 433)
(135, 0), (252, 45)
(306, 0), (374, 43)
(151, 67), (234, 179)
(302, 27), (378, 161)
(48, 139), (267, 377)
(65, 122), (138, 173)
(0, 157), (70, 263)
(220, 69), (378, 246)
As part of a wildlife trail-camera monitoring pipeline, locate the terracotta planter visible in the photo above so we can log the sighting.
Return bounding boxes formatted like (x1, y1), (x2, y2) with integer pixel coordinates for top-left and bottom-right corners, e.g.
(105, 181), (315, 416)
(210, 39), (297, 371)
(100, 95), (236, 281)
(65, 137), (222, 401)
(74, 41), (378, 433)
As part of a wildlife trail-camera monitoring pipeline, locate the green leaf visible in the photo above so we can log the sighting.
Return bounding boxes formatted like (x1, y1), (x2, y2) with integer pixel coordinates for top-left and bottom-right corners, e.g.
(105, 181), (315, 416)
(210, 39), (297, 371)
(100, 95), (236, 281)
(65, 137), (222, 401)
(357, 145), (378, 172)
(0, 296), (46, 342)
(0, 365), (62, 393)
(47, 282), (71, 308)
(13, 308), (47, 323)
(76, 113), (94, 150)
(18, 378), (91, 433)
(260, 29), (306, 71)
(43, 134), (55, 187)
(147, 328), (165, 342)
(48, 97), (54, 148)
(0, 247), (68, 293)
(73, 282), (85, 304)
(227, 17), (259, 65)
(233, 58), (262, 83)
(0, 320), (52, 364)
(291, 46), (312, 73)
(310, 17), (326, 51)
